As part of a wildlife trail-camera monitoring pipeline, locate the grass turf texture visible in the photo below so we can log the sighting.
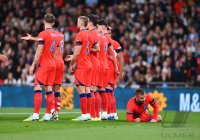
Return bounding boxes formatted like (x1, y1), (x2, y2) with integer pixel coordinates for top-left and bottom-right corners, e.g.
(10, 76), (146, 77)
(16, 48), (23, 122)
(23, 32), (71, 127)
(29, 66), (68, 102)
(0, 108), (199, 140)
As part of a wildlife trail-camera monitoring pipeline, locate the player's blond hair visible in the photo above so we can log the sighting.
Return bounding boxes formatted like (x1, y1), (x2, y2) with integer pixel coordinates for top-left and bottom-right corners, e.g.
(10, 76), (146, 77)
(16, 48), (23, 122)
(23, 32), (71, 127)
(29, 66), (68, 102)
(78, 16), (89, 27)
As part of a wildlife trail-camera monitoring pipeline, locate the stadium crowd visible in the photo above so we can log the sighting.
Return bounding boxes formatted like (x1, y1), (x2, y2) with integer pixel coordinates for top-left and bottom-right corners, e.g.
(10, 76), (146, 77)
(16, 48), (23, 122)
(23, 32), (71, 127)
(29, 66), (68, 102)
(0, 0), (200, 87)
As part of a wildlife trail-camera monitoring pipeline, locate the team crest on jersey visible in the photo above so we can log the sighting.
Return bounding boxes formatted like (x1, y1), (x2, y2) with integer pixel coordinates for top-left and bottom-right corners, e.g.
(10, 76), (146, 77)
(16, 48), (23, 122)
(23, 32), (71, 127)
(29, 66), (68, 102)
(148, 90), (167, 111)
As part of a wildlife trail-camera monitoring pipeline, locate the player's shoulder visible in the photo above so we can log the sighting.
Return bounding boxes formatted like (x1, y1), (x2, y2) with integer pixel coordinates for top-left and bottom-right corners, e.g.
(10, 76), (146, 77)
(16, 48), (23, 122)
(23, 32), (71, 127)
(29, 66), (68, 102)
(145, 94), (153, 101)
(57, 31), (64, 38)
(128, 97), (135, 103)
(38, 30), (47, 36)
(112, 39), (120, 45)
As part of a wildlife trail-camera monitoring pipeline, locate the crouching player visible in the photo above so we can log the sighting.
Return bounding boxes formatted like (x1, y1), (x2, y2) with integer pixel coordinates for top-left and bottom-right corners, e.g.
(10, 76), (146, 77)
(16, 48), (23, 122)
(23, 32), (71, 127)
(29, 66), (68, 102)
(126, 88), (162, 122)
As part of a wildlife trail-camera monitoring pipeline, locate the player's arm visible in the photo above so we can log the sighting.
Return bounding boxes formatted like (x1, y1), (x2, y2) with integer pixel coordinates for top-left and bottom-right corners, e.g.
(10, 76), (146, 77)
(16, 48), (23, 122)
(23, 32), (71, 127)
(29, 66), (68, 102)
(91, 42), (100, 52)
(126, 98), (136, 122)
(29, 43), (44, 75)
(116, 47), (124, 82)
(70, 42), (82, 66)
(108, 45), (119, 74)
(21, 33), (38, 41)
(149, 96), (159, 121)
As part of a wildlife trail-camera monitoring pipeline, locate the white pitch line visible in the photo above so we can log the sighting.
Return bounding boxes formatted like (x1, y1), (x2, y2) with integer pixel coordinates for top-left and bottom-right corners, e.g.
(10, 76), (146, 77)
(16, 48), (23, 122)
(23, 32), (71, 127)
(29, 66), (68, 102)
(0, 112), (80, 115)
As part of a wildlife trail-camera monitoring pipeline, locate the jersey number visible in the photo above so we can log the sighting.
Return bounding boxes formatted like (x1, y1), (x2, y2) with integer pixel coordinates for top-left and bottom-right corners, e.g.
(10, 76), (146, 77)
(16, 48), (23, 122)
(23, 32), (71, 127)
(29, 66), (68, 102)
(86, 41), (90, 55)
(50, 40), (64, 53)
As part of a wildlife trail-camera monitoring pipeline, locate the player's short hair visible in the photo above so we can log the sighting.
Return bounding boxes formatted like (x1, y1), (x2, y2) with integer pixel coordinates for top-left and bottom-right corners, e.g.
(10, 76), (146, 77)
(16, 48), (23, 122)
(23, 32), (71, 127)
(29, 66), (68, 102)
(97, 19), (108, 27)
(87, 14), (99, 26)
(78, 16), (89, 27)
(44, 13), (56, 23)
(134, 88), (145, 96)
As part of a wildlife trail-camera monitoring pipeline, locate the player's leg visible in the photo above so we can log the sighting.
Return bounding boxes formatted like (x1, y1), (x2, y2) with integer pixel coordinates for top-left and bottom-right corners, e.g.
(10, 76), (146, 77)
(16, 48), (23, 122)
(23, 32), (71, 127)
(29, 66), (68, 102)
(109, 67), (118, 120)
(39, 67), (56, 121)
(100, 68), (109, 120)
(52, 84), (61, 120)
(23, 84), (42, 122)
(72, 69), (90, 121)
(94, 67), (101, 121)
(85, 68), (92, 120)
(90, 67), (100, 120)
(110, 86), (118, 120)
(52, 63), (64, 121)
(88, 68), (95, 120)
(23, 67), (46, 122)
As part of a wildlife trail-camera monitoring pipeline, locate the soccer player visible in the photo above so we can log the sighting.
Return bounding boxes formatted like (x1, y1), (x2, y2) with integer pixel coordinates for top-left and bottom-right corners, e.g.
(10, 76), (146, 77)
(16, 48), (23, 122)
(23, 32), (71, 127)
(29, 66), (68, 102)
(22, 31), (64, 120)
(51, 31), (64, 121)
(23, 14), (59, 121)
(66, 16), (92, 121)
(126, 88), (162, 122)
(106, 26), (124, 120)
(21, 29), (64, 121)
(97, 19), (119, 120)
(87, 14), (101, 121)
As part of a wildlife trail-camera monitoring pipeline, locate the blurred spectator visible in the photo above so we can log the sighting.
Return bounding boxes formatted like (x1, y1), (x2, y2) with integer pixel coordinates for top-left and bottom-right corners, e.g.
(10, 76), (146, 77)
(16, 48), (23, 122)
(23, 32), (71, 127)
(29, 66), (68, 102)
(4, 72), (17, 85)
(172, 61), (184, 82)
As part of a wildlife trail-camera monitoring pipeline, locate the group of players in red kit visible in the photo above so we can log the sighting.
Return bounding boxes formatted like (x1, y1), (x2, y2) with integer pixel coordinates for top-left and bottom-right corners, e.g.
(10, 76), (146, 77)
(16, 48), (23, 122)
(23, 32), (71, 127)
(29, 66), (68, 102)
(20, 13), (162, 122)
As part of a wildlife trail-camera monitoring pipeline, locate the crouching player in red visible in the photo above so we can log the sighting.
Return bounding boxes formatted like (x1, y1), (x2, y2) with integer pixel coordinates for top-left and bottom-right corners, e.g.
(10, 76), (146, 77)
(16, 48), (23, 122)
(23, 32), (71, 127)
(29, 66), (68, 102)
(126, 88), (162, 122)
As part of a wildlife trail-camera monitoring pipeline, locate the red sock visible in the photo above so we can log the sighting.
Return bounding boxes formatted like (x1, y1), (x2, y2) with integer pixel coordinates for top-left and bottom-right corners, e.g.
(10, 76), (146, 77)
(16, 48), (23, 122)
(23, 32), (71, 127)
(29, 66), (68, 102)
(54, 92), (61, 113)
(34, 90), (42, 113)
(79, 93), (87, 114)
(107, 92), (111, 114)
(46, 91), (54, 114)
(87, 93), (92, 115)
(95, 91), (101, 117)
(100, 91), (108, 112)
(111, 91), (116, 113)
(91, 92), (96, 118)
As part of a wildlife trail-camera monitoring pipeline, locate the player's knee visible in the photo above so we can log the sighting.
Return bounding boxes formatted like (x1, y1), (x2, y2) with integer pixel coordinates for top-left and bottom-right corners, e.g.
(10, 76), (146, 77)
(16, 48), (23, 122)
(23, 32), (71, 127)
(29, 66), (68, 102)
(53, 85), (60, 92)
(34, 85), (42, 91)
(77, 86), (85, 93)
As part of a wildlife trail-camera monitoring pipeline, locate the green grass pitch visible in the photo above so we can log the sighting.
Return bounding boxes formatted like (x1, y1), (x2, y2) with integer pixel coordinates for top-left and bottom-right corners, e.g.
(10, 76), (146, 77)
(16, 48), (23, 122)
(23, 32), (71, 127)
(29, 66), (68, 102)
(0, 108), (199, 140)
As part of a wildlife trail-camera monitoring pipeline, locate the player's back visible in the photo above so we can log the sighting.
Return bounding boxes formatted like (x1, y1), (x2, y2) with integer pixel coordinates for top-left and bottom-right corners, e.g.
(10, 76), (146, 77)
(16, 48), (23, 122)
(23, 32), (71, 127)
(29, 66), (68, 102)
(99, 34), (109, 69)
(54, 31), (64, 65)
(38, 29), (58, 68)
(88, 29), (100, 67)
(75, 29), (92, 69)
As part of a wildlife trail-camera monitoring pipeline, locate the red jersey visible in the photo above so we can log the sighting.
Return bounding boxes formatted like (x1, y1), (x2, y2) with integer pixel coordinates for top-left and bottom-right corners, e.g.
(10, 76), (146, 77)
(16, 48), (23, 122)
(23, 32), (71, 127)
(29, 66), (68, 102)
(74, 29), (92, 69)
(126, 94), (158, 120)
(38, 29), (58, 67)
(107, 39), (121, 67)
(55, 31), (64, 64)
(98, 34), (109, 69)
(89, 28), (100, 67)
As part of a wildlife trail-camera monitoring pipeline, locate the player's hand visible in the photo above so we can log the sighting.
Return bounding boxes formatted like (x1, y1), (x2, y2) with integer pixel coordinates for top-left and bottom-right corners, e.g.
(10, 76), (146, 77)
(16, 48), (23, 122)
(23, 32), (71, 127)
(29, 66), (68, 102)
(65, 55), (72, 61)
(118, 72), (124, 82)
(29, 64), (35, 75)
(69, 64), (75, 73)
(0, 54), (8, 62)
(135, 118), (141, 122)
(115, 68), (120, 75)
(150, 119), (157, 123)
(21, 33), (32, 40)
